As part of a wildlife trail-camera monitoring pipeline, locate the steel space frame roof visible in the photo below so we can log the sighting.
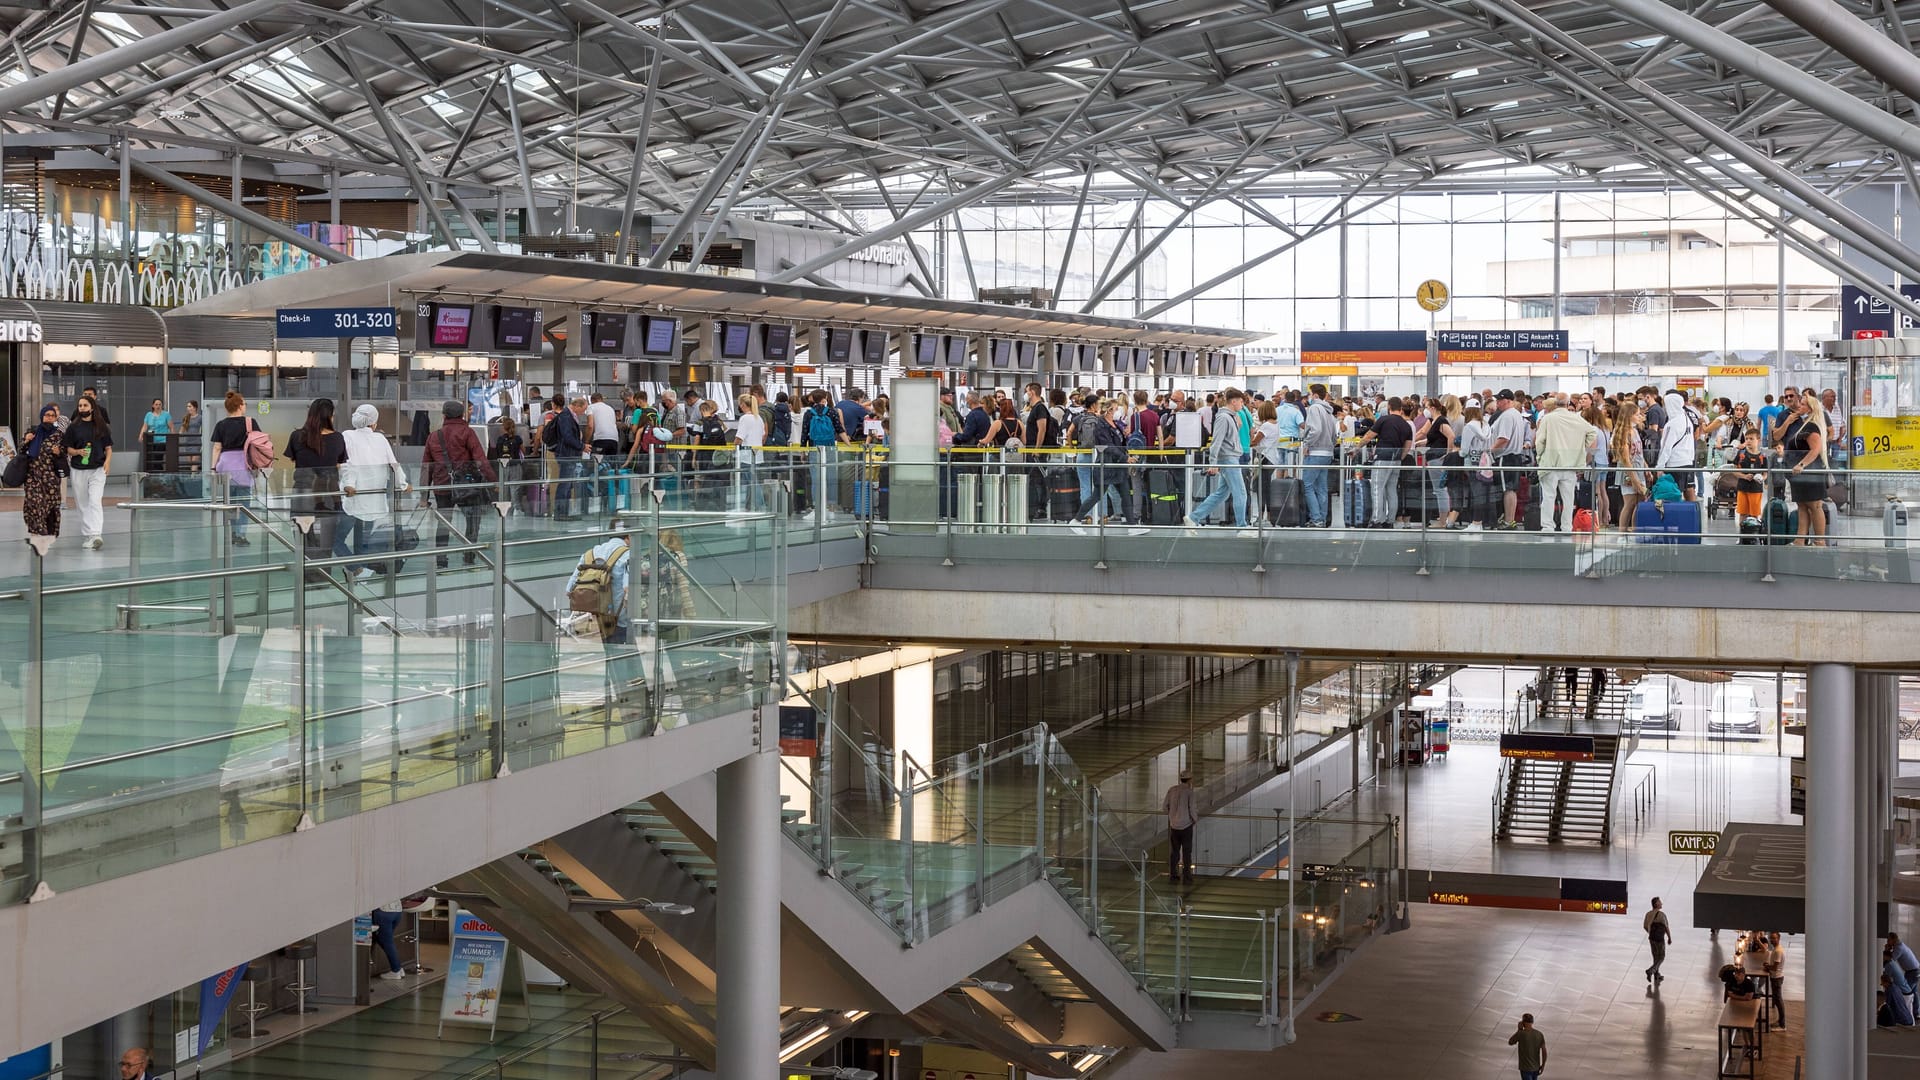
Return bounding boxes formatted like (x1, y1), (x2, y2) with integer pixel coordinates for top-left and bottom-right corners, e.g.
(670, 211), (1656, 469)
(5, 1), (1920, 306)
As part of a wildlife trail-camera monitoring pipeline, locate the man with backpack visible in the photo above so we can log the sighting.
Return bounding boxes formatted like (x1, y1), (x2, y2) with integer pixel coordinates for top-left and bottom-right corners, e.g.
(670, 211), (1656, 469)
(566, 518), (642, 711)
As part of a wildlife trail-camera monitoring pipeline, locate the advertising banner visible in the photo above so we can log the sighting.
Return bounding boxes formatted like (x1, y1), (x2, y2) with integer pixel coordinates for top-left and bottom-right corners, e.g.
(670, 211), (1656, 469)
(197, 963), (249, 1049)
(439, 934), (509, 1028)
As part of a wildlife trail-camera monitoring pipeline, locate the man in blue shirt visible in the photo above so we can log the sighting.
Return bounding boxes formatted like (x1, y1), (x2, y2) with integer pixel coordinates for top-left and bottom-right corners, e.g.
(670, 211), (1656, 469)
(1275, 390), (1305, 471)
(1756, 393), (1783, 445)
(835, 389), (870, 442)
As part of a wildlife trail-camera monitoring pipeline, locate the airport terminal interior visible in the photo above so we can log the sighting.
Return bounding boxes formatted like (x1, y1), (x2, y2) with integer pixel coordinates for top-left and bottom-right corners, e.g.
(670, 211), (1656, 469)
(5, 1), (1920, 1078)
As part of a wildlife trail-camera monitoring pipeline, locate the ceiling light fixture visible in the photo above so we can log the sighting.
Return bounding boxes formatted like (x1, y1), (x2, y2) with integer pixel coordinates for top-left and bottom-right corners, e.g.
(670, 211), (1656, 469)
(956, 978), (1015, 993)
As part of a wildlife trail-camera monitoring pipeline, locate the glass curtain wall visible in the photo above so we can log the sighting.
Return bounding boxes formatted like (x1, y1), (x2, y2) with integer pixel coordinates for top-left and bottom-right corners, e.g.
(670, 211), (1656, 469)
(882, 189), (1841, 370)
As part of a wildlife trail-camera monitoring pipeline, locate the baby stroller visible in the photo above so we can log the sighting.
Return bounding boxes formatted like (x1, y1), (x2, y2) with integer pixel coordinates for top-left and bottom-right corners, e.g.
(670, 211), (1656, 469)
(1705, 468), (1739, 520)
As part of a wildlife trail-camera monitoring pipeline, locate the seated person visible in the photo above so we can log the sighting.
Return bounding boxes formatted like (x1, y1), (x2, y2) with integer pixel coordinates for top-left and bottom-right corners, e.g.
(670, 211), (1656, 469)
(1719, 963), (1757, 1001)
(1880, 972), (1916, 1028)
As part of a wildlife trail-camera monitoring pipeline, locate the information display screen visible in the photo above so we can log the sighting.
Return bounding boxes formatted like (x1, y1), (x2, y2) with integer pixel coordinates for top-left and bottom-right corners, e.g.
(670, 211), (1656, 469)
(1054, 343), (1073, 369)
(826, 328), (853, 362)
(432, 304), (473, 348)
(988, 338), (1011, 369)
(761, 323), (792, 361)
(719, 321), (753, 360)
(1015, 340), (1036, 370)
(861, 329), (888, 365)
(641, 316), (677, 357)
(942, 334), (968, 368)
(588, 312), (627, 354)
(913, 333), (938, 367)
(1113, 346), (1135, 372)
(1080, 343), (1100, 372)
(493, 306), (536, 351)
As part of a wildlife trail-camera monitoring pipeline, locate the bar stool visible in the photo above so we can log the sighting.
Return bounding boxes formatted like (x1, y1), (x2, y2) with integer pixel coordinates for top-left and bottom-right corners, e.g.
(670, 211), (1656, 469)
(233, 968), (273, 1039)
(283, 940), (319, 1014)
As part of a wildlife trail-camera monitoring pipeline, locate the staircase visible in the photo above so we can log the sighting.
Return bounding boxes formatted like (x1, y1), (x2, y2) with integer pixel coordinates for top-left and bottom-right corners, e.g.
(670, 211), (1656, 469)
(1494, 674), (1634, 845)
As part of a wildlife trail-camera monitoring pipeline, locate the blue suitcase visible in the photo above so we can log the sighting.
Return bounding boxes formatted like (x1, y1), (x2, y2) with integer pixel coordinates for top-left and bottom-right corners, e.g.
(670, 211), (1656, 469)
(1343, 474), (1371, 527)
(1635, 500), (1702, 544)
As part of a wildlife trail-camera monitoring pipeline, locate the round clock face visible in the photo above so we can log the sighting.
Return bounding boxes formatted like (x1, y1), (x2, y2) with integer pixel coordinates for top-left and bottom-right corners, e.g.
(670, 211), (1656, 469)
(1416, 279), (1450, 312)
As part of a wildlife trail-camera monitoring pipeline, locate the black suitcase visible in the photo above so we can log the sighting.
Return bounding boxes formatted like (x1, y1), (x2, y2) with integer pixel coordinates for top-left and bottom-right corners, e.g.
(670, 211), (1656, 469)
(1739, 515), (1764, 545)
(1520, 475), (1542, 531)
(1266, 473), (1303, 527)
(1146, 469), (1182, 525)
(1575, 478), (1594, 510)
(1048, 468), (1080, 521)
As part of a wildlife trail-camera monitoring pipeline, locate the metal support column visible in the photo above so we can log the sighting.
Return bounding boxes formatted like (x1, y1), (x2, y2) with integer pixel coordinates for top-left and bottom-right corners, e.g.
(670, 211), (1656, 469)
(1855, 670), (1882, 1079)
(1805, 663), (1859, 1079)
(716, 738), (781, 1080)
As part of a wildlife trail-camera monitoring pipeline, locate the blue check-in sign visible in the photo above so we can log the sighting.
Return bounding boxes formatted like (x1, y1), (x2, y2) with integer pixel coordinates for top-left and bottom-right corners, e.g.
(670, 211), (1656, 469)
(276, 306), (397, 337)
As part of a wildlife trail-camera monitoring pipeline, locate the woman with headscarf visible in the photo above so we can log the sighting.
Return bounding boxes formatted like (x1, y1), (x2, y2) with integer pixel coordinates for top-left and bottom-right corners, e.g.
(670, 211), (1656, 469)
(339, 403), (409, 581)
(19, 404), (68, 538)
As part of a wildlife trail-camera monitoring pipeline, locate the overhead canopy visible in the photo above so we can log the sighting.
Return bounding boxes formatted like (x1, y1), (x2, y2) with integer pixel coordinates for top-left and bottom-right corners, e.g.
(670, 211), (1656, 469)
(169, 252), (1259, 349)
(1692, 821), (1889, 935)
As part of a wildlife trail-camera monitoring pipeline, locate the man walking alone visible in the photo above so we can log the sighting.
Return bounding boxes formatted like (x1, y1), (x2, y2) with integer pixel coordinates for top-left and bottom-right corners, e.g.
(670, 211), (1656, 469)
(1645, 896), (1673, 983)
(1164, 768), (1196, 886)
(1508, 1014), (1547, 1080)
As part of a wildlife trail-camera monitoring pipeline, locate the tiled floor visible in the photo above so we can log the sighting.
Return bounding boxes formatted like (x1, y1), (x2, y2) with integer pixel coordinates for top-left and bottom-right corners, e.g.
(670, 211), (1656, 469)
(1109, 741), (1920, 1079)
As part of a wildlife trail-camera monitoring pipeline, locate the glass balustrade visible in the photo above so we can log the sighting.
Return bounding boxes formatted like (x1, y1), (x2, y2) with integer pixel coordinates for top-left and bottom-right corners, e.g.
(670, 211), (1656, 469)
(0, 466), (785, 904)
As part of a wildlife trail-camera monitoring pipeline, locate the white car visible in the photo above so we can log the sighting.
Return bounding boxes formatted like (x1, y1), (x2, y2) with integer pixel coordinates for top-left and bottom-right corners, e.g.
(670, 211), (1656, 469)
(1630, 676), (1682, 731)
(1706, 683), (1763, 735)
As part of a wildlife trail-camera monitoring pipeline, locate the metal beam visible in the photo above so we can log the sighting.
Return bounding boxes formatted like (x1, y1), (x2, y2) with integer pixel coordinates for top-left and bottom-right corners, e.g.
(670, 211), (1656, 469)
(502, 76), (542, 233)
(686, 0), (856, 270)
(1139, 173), (1416, 320)
(613, 49), (663, 265)
(125, 155), (350, 263)
(769, 84), (1211, 283)
(1607, 0), (1920, 161)
(339, 39), (463, 252)
(0, 0), (285, 115)
(1050, 165), (1093, 308)
(1762, 0), (1920, 106)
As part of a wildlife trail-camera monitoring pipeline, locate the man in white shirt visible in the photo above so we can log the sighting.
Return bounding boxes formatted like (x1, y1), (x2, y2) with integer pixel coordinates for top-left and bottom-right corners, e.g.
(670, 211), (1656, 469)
(586, 392), (620, 456)
(1164, 768), (1197, 886)
(1533, 397), (1596, 532)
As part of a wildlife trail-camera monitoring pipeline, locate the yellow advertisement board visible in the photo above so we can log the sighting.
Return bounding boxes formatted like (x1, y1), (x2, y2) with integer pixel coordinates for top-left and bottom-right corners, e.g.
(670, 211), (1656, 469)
(1303, 365), (1359, 376)
(1850, 415), (1920, 471)
(1708, 365), (1770, 378)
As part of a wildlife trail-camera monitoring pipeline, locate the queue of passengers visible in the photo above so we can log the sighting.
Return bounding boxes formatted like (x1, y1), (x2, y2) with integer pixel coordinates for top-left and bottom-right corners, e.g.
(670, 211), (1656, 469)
(9, 379), (1850, 548)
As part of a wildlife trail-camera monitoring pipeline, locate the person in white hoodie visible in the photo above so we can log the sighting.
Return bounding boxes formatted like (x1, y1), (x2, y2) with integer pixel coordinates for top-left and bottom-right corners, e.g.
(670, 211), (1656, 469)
(338, 403), (410, 581)
(1656, 388), (1698, 502)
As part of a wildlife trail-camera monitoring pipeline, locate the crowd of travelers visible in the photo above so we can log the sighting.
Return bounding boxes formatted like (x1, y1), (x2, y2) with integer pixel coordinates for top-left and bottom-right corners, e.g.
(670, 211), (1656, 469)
(3, 378), (1856, 549)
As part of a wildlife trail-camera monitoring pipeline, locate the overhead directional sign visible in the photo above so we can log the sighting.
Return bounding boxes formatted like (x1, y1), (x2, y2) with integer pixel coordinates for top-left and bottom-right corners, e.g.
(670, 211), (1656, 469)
(1300, 330), (1427, 365)
(1436, 330), (1570, 364)
(1840, 285), (1895, 338)
(276, 306), (398, 338)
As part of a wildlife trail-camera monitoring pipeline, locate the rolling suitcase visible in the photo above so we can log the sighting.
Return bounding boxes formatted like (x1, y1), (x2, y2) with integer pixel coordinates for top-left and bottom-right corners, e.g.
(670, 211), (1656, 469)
(1634, 500), (1676, 543)
(1342, 472), (1371, 527)
(1574, 477), (1594, 510)
(1520, 475), (1541, 531)
(1765, 498), (1796, 545)
(1145, 469), (1182, 525)
(1049, 469), (1080, 522)
(1739, 515), (1765, 545)
(1266, 473), (1304, 527)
